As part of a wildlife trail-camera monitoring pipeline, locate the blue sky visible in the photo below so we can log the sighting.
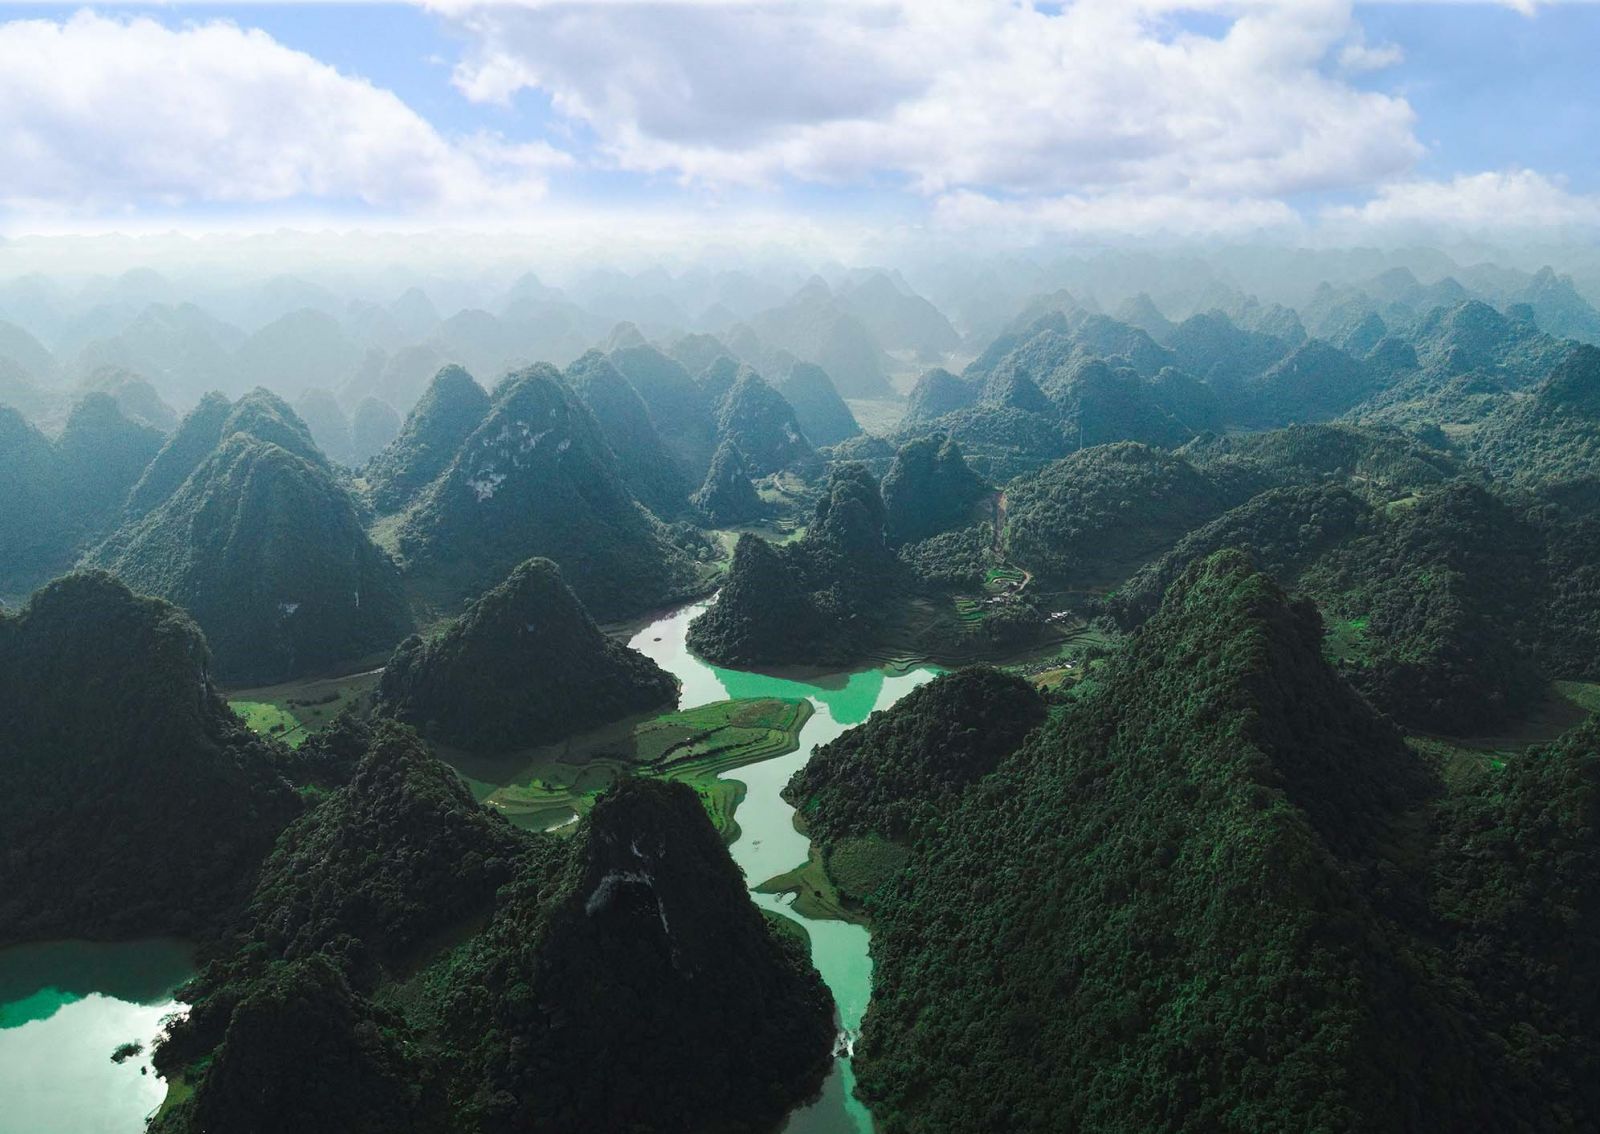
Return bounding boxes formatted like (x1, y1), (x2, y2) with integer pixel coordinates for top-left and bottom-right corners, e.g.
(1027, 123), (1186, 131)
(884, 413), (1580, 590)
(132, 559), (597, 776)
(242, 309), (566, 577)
(0, 1), (1596, 241)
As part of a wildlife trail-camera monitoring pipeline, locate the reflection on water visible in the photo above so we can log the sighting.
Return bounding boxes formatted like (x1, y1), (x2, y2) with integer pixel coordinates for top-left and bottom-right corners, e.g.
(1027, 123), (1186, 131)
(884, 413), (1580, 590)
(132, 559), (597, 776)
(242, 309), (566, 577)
(0, 600), (934, 1134)
(628, 602), (940, 1133)
(0, 938), (193, 1134)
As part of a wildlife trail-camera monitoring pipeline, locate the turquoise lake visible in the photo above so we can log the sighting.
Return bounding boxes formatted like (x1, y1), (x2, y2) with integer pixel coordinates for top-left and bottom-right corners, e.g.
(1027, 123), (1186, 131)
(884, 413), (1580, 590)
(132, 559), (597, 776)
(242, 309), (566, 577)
(0, 598), (936, 1134)
(0, 938), (193, 1134)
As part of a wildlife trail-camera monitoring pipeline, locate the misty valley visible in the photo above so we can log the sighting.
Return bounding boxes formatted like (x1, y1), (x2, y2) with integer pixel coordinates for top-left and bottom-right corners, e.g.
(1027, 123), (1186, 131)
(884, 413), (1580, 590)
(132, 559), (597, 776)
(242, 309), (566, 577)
(3, 243), (1600, 1134)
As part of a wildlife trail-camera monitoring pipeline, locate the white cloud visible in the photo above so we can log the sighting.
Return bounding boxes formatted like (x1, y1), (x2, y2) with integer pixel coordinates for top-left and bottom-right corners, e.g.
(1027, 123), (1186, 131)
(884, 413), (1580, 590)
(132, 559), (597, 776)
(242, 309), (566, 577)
(1338, 26), (1404, 71)
(0, 10), (571, 218)
(439, 0), (1420, 203)
(1351, 0), (1575, 13)
(1320, 169), (1600, 232)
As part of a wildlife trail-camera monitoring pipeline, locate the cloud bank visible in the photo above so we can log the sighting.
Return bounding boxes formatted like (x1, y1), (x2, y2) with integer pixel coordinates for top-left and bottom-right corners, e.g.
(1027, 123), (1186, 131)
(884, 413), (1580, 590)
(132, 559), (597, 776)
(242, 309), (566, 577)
(0, 11), (568, 218)
(0, 1), (1596, 243)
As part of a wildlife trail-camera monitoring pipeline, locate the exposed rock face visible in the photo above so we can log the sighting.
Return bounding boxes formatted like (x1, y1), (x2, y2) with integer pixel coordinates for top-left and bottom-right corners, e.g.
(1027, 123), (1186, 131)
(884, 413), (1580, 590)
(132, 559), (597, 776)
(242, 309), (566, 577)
(365, 365), (491, 514)
(151, 738), (835, 1134)
(395, 363), (699, 621)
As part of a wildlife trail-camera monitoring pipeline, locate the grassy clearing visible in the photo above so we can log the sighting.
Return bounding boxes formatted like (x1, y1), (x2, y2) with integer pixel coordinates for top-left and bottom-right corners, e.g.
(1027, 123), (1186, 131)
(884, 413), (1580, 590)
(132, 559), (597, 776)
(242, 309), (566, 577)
(755, 830), (909, 923)
(457, 698), (813, 840)
(153, 1075), (193, 1122)
(984, 566), (1025, 590)
(1322, 614), (1371, 665)
(1555, 680), (1600, 714)
(226, 670), (382, 748)
(844, 397), (908, 436)
(826, 836), (911, 903)
(755, 843), (867, 926)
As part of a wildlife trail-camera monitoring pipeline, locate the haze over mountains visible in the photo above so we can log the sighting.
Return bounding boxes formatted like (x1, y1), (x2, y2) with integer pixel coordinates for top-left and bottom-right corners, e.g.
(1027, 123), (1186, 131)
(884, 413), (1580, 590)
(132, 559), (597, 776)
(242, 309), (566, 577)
(12, 0), (1600, 1124)
(6, 236), (1600, 1134)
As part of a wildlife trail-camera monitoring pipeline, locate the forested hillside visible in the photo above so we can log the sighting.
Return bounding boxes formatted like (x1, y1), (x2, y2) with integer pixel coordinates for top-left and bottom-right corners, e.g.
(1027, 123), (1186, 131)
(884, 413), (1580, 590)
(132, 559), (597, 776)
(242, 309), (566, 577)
(395, 363), (700, 620)
(811, 552), (1600, 1132)
(86, 432), (411, 684)
(375, 558), (678, 751)
(0, 573), (300, 945)
(150, 728), (836, 1134)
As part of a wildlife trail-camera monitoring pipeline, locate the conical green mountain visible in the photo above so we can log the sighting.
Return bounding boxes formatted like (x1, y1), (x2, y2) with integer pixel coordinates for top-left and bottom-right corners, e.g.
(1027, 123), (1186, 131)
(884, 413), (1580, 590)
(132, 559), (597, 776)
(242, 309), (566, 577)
(691, 439), (764, 526)
(1003, 442), (1231, 584)
(376, 558), (679, 751)
(294, 387), (353, 464)
(0, 573), (300, 946)
(125, 391), (234, 517)
(697, 353), (742, 409)
(666, 331), (733, 378)
(714, 366), (816, 475)
(218, 386), (331, 467)
(564, 349), (690, 516)
(1109, 484), (1369, 627)
(1238, 339), (1377, 427)
(881, 433), (988, 545)
(365, 365), (491, 514)
(396, 364), (698, 621)
(0, 407), (70, 594)
(123, 386), (329, 518)
(841, 552), (1455, 1132)
(151, 730), (835, 1134)
(81, 367), (179, 432)
(1297, 480), (1544, 733)
(784, 667), (1045, 849)
(608, 343), (718, 480)
(686, 532), (826, 665)
(0, 396), (164, 595)
(0, 355), (51, 419)
(86, 434), (410, 684)
(452, 777), (834, 1132)
(349, 396), (401, 463)
(1411, 299), (1571, 383)
(688, 463), (896, 665)
(776, 361), (861, 446)
(55, 392), (164, 535)
(904, 367), (979, 424)
(826, 548), (1600, 1130)
(1467, 342), (1600, 496)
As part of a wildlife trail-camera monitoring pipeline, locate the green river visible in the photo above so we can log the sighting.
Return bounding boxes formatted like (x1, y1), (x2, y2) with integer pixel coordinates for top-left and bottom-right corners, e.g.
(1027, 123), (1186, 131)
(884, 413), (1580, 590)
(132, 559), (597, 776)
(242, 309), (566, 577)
(0, 599), (937, 1134)
(626, 601), (940, 1133)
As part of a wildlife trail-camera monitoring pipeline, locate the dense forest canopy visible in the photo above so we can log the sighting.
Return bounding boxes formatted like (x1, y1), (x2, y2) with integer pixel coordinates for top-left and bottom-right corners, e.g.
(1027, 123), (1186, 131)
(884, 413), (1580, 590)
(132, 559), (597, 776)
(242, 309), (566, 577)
(150, 726), (835, 1134)
(0, 573), (301, 946)
(375, 557), (679, 751)
(820, 552), (1599, 1132)
(6, 243), (1600, 1134)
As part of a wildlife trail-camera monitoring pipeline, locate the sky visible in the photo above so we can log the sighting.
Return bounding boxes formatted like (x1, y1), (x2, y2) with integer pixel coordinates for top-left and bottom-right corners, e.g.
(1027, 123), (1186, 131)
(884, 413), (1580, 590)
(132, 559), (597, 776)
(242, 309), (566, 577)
(0, 0), (1597, 247)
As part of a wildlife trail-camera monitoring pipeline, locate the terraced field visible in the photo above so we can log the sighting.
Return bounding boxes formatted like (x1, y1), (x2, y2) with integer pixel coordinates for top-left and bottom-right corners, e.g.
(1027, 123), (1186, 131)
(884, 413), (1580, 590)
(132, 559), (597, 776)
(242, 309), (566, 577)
(474, 697), (814, 839)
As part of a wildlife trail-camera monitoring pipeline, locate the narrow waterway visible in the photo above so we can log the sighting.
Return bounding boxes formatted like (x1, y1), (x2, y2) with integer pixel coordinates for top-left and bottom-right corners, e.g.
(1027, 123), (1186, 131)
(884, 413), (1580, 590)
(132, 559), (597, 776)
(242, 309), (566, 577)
(0, 601), (937, 1134)
(627, 601), (940, 1133)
